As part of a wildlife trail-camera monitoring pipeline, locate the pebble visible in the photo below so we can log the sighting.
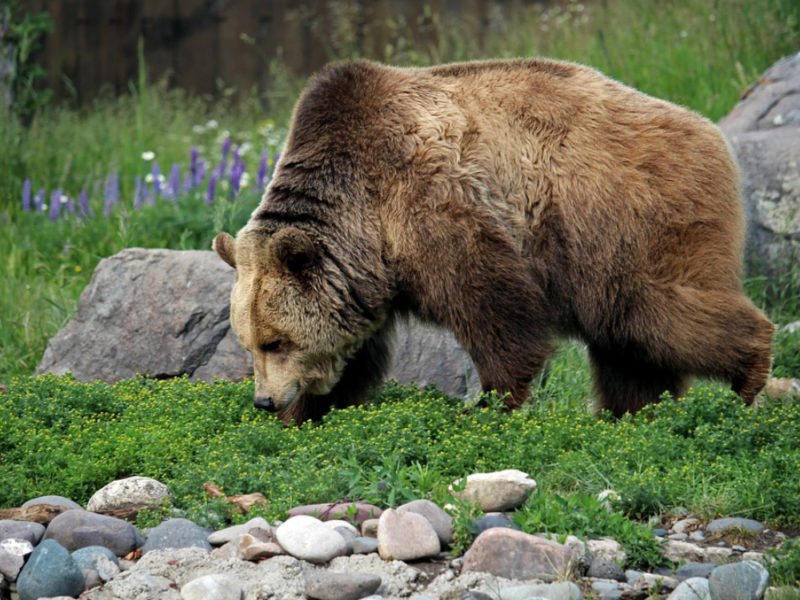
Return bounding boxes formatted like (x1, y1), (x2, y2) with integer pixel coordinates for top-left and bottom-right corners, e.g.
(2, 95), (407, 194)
(305, 570), (382, 600)
(449, 469), (537, 512)
(180, 574), (243, 600)
(43, 509), (143, 555)
(378, 508), (440, 561)
(207, 516), (271, 545)
(397, 499), (454, 546)
(141, 518), (213, 554)
(87, 476), (173, 513)
(16, 539), (85, 600)
(463, 527), (572, 582)
(0, 520), (45, 545)
(276, 515), (348, 563)
(708, 561), (770, 600)
(667, 577), (711, 600)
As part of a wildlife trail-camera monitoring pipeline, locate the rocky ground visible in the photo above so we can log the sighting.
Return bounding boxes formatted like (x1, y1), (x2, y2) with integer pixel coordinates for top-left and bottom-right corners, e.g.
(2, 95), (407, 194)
(0, 471), (793, 600)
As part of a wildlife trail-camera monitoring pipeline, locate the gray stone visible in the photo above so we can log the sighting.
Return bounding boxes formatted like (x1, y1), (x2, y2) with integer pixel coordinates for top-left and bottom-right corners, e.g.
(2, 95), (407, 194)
(43, 509), (142, 556)
(397, 499), (454, 546)
(706, 518), (765, 536)
(141, 518), (212, 554)
(377, 508), (440, 561)
(21, 496), (83, 511)
(719, 51), (800, 282)
(16, 539), (85, 600)
(180, 574), (243, 600)
(207, 517), (271, 545)
(352, 536), (379, 554)
(333, 526), (356, 554)
(705, 546), (735, 565)
(305, 571), (382, 600)
(87, 476), (172, 513)
(472, 513), (520, 536)
(708, 561), (769, 600)
(463, 528), (573, 582)
(498, 581), (583, 600)
(36, 249), (481, 399)
(677, 562), (716, 579)
(662, 539), (706, 563)
(0, 520), (45, 544)
(450, 469), (537, 512)
(72, 545), (120, 582)
(592, 580), (624, 600)
(275, 515), (348, 563)
(587, 538), (627, 565)
(36, 248), (251, 382)
(587, 557), (626, 581)
(668, 577), (712, 600)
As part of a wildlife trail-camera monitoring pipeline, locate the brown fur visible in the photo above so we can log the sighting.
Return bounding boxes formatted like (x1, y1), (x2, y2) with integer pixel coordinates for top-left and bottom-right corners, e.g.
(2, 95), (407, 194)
(214, 58), (774, 424)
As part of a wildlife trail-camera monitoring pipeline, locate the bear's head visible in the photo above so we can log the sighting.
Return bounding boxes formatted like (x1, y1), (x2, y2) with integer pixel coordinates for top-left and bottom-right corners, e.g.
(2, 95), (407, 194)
(214, 220), (391, 417)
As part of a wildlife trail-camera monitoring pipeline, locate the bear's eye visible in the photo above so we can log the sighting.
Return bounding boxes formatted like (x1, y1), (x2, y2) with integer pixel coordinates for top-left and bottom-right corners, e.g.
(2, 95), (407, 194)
(259, 340), (283, 353)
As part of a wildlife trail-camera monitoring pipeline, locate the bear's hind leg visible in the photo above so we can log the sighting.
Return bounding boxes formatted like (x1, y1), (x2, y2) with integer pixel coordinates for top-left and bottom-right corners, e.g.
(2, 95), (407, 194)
(588, 345), (690, 418)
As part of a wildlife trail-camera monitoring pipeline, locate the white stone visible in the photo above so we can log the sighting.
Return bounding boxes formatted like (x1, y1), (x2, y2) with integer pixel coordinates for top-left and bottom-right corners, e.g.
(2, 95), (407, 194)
(275, 515), (348, 564)
(448, 469), (537, 511)
(661, 540), (706, 563)
(181, 574), (242, 600)
(87, 476), (172, 512)
(0, 538), (34, 557)
(378, 508), (441, 561)
(743, 551), (765, 563)
(672, 518), (700, 534)
(587, 537), (627, 565)
(207, 517), (270, 545)
(704, 546), (734, 564)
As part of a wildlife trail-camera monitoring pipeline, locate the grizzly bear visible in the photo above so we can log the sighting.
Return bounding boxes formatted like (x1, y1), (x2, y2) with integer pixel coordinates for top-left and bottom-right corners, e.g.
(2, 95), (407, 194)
(214, 58), (774, 425)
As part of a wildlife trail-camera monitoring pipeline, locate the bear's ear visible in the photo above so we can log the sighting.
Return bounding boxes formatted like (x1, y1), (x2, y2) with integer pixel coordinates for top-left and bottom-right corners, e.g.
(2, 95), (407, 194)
(271, 227), (318, 275)
(213, 232), (237, 268)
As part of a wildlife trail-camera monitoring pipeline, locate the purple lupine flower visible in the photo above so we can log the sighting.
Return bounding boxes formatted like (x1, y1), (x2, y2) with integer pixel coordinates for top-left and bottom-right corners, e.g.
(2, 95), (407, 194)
(168, 163), (180, 200)
(256, 150), (268, 190)
(190, 147), (199, 187)
(133, 176), (144, 210)
(230, 163), (243, 198)
(221, 137), (231, 162)
(78, 189), (90, 218)
(196, 157), (206, 184)
(206, 172), (218, 205)
(22, 179), (32, 211)
(49, 189), (62, 221)
(65, 196), (76, 215)
(105, 172), (120, 204)
(151, 161), (162, 197)
(34, 189), (45, 213)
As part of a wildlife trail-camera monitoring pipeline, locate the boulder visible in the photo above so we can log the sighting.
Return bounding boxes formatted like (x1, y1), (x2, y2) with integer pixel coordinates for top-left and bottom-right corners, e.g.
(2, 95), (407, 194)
(449, 469), (537, 512)
(87, 476), (172, 514)
(719, 51), (800, 281)
(36, 248), (480, 398)
(462, 528), (573, 581)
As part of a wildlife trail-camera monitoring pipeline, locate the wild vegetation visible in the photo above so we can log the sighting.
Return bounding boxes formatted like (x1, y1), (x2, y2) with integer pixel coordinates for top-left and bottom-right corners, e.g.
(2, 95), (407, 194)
(1, 0), (800, 573)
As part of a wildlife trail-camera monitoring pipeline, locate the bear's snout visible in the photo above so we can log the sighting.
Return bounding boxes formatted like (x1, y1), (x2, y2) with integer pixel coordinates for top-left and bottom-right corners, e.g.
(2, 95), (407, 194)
(254, 396), (277, 411)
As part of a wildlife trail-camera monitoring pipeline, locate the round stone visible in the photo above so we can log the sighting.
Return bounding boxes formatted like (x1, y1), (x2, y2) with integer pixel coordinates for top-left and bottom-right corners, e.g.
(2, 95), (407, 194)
(141, 518), (212, 554)
(275, 515), (348, 564)
(16, 539), (85, 600)
(87, 476), (172, 513)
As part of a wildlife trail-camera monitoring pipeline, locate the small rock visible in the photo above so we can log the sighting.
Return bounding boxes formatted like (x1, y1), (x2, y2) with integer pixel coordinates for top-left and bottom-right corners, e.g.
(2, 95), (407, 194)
(43, 509), (143, 556)
(22, 496), (83, 511)
(669, 533), (689, 541)
(497, 581), (583, 600)
(743, 552), (765, 563)
(87, 476), (172, 513)
(397, 499), (454, 546)
(16, 539), (85, 600)
(334, 526), (356, 554)
(141, 518), (212, 554)
(352, 536), (379, 554)
(0, 520), (46, 544)
(472, 513), (520, 536)
(276, 515), (348, 563)
(662, 540), (706, 563)
(207, 517), (271, 545)
(672, 518), (701, 534)
(71, 545), (120, 582)
(180, 574), (243, 600)
(0, 547), (24, 582)
(706, 518), (765, 536)
(305, 571), (382, 600)
(690, 531), (706, 542)
(704, 546), (734, 564)
(378, 508), (440, 561)
(592, 580), (624, 600)
(325, 520), (360, 537)
(653, 529), (669, 537)
(242, 539), (284, 561)
(587, 538), (627, 565)
(449, 469), (537, 512)
(708, 560), (769, 600)
(588, 557), (626, 581)
(287, 502), (383, 527)
(676, 562), (716, 579)
(462, 528), (572, 582)
(667, 577), (711, 600)
(361, 518), (380, 538)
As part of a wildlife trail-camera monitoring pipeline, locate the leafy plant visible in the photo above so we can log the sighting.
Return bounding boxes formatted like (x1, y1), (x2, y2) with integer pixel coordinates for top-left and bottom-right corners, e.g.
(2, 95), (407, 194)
(767, 537), (800, 587)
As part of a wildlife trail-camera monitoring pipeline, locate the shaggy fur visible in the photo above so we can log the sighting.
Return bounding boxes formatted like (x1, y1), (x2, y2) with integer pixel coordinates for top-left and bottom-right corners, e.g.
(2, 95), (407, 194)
(214, 58), (774, 424)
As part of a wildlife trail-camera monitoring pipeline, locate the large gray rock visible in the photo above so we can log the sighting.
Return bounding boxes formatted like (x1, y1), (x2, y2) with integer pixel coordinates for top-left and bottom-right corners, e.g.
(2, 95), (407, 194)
(719, 51), (800, 281)
(36, 248), (480, 398)
(43, 509), (143, 556)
